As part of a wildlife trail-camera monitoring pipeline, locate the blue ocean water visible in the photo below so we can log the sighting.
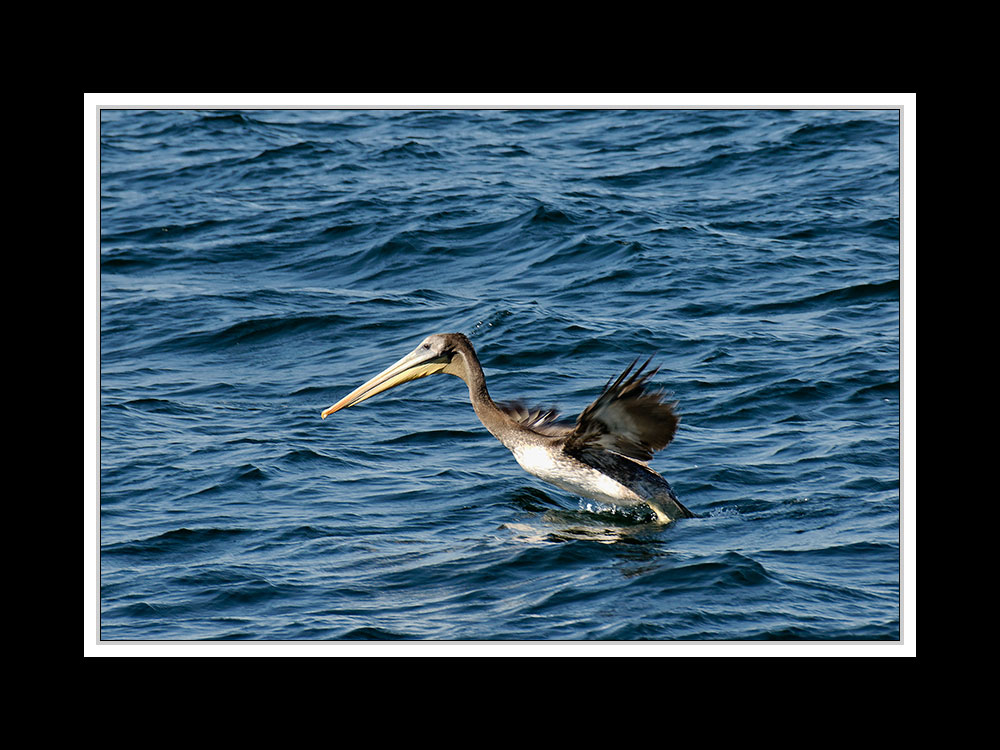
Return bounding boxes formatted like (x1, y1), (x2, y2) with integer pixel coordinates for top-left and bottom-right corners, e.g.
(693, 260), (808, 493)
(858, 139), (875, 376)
(97, 108), (901, 643)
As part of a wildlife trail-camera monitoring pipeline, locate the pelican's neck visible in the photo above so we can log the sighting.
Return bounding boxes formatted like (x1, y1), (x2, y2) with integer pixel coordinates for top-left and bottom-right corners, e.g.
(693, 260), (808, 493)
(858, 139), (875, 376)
(444, 344), (519, 445)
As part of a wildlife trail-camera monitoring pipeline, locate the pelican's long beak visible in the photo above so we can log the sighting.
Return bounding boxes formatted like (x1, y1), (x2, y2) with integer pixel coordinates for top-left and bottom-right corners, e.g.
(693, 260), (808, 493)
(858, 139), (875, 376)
(321, 347), (450, 419)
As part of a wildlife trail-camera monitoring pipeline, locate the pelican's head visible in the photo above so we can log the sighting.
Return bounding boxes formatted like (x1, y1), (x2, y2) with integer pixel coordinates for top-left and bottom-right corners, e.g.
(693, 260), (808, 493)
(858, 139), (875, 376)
(321, 333), (469, 419)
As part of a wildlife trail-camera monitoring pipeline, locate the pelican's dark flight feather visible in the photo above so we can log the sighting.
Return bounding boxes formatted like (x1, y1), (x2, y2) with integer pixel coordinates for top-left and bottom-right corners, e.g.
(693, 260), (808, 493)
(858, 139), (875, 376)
(563, 357), (680, 463)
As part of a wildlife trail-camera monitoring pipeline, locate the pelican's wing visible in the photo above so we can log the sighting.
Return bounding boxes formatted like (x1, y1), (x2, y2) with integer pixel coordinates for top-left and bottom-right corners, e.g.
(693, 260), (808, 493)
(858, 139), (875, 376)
(497, 400), (576, 437)
(562, 357), (679, 462)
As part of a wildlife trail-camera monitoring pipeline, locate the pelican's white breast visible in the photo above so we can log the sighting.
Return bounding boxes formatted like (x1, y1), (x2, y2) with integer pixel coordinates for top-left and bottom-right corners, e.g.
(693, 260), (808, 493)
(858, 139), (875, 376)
(509, 444), (640, 506)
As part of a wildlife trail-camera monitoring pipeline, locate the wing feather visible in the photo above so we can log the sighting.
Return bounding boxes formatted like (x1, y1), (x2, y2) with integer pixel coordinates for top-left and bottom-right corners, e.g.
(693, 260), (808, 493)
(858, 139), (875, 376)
(562, 357), (679, 461)
(497, 400), (576, 437)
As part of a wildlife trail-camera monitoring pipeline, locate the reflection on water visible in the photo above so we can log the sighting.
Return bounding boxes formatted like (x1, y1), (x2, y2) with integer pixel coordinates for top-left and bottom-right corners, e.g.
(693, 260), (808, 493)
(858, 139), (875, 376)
(501, 510), (671, 545)
(501, 486), (679, 544)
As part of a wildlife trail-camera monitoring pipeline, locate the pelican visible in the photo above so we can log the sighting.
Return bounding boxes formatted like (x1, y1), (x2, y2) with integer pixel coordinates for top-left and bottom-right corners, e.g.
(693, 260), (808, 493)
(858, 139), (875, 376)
(321, 333), (694, 524)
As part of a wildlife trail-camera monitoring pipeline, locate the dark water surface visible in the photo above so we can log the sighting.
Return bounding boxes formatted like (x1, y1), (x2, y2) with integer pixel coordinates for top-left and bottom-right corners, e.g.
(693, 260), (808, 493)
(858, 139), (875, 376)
(96, 108), (903, 645)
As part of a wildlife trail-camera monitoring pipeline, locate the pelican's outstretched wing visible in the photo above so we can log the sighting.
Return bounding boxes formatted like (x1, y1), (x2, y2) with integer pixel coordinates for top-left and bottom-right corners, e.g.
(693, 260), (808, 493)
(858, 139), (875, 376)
(562, 357), (679, 462)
